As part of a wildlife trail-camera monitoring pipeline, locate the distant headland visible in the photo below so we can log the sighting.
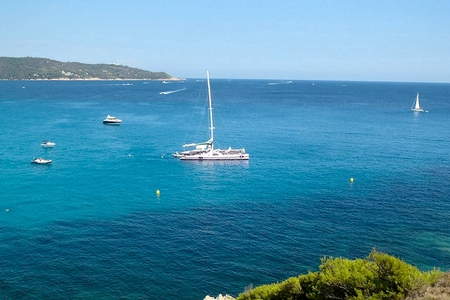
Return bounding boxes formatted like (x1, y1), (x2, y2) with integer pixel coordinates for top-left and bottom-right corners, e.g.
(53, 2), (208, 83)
(0, 57), (179, 80)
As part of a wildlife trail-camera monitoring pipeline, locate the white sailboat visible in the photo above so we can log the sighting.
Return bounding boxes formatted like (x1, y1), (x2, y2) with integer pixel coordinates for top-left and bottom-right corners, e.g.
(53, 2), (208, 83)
(173, 71), (249, 160)
(411, 93), (425, 112)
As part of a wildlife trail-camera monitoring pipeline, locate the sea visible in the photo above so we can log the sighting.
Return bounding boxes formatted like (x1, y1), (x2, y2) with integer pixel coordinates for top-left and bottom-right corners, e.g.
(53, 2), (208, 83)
(0, 79), (449, 299)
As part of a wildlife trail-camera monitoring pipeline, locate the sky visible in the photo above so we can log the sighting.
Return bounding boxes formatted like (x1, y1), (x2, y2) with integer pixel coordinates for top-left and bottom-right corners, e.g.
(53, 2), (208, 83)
(1, 0), (450, 82)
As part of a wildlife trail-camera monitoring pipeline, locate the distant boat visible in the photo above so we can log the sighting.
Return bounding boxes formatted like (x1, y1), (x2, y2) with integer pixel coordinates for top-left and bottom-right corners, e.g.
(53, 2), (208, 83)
(32, 158), (52, 165)
(267, 80), (293, 86)
(103, 115), (122, 125)
(162, 81), (170, 84)
(173, 71), (249, 160)
(159, 88), (186, 95)
(411, 93), (425, 112)
(41, 141), (56, 148)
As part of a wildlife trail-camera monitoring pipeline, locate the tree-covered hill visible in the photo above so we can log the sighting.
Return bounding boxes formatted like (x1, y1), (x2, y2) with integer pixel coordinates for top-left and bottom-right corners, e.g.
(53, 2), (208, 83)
(0, 57), (173, 80)
(234, 251), (446, 300)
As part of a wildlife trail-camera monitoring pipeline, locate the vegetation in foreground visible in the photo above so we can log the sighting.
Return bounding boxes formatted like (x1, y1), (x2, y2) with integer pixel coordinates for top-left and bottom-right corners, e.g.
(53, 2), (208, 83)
(237, 251), (445, 300)
(0, 56), (172, 80)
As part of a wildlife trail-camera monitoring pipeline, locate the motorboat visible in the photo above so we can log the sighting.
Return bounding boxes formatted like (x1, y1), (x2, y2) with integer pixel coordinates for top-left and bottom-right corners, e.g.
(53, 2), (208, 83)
(103, 115), (122, 125)
(41, 141), (56, 148)
(32, 158), (52, 165)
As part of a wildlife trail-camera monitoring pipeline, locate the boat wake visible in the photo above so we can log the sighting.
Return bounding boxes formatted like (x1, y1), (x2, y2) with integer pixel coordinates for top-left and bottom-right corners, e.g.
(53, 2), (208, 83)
(106, 83), (134, 86)
(267, 80), (293, 86)
(159, 88), (186, 95)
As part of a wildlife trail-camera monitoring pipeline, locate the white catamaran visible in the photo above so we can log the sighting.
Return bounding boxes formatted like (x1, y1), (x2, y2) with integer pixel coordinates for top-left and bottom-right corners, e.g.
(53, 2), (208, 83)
(173, 71), (249, 160)
(411, 93), (425, 112)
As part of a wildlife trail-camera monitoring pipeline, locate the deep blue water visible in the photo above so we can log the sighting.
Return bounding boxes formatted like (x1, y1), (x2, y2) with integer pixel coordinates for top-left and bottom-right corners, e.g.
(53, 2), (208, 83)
(0, 79), (449, 299)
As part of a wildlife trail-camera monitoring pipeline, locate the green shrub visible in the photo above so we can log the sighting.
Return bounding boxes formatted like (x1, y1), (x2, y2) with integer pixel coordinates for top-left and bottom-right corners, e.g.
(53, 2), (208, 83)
(313, 257), (377, 299)
(237, 277), (302, 300)
(367, 251), (441, 299)
(237, 251), (442, 300)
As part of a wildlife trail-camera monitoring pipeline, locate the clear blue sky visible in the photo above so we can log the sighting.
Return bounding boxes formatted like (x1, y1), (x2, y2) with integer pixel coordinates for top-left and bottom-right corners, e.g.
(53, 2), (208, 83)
(1, 0), (449, 81)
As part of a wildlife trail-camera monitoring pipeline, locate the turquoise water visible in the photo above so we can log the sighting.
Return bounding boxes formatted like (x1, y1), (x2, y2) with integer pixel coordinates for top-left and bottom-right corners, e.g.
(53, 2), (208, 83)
(0, 79), (449, 299)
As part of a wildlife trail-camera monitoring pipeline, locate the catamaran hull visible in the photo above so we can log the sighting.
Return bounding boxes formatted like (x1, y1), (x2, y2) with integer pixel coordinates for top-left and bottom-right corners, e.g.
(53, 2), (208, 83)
(180, 155), (249, 160)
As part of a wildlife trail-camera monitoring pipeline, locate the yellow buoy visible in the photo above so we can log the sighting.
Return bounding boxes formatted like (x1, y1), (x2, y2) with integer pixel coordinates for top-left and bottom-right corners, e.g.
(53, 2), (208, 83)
(156, 189), (161, 196)
(349, 177), (355, 183)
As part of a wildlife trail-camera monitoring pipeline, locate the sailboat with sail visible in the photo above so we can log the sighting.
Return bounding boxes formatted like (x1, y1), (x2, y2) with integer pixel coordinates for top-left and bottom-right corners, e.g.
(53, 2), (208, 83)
(173, 71), (249, 160)
(411, 93), (425, 112)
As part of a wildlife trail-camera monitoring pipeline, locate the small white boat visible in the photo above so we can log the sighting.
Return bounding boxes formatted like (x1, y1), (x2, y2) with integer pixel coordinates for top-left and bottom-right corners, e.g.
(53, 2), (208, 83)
(411, 93), (425, 112)
(103, 115), (122, 125)
(41, 141), (56, 148)
(32, 158), (52, 165)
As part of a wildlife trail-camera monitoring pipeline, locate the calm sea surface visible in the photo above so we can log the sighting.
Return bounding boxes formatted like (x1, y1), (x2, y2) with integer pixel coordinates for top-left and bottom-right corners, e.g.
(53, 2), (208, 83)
(0, 79), (449, 299)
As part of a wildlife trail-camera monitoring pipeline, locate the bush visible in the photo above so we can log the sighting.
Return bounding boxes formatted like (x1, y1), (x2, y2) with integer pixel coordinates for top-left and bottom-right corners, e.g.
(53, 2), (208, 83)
(367, 251), (441, 299)
(237, 277), (302, 300)
(237, 251), (442, 300)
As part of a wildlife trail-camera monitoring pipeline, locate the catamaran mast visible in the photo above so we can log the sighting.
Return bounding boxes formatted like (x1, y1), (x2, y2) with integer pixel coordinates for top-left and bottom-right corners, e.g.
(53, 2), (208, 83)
(206, 70), (215, 149)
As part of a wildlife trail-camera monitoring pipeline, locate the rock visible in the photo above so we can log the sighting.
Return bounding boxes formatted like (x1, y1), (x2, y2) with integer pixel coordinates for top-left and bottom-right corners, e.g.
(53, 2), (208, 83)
(203, 294), (235, 300)
(406, 273), (450, 299)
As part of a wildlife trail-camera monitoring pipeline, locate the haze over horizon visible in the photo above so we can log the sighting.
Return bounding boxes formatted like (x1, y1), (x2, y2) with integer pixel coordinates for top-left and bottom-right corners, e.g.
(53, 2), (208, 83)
(1, 0), (449, 82)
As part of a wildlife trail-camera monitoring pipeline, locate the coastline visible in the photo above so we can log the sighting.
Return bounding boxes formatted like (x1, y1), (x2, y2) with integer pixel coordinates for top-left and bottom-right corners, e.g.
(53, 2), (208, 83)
(0, 77), (183, 81)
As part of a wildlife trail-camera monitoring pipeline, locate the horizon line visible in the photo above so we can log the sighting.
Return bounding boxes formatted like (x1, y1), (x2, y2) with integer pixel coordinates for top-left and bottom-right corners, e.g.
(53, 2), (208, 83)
(1, 78), (449, 84)
(185, 77), (450, 84)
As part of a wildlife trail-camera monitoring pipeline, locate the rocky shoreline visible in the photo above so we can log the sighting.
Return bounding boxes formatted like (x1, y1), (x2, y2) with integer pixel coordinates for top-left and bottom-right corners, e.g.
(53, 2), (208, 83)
(203, 294), (235, 300)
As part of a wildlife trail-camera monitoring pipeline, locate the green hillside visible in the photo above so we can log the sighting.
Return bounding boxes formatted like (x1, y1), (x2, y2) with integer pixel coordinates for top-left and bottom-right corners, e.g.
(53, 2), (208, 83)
(236, 251), (445, 300)
(0, 57), (172, 80)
